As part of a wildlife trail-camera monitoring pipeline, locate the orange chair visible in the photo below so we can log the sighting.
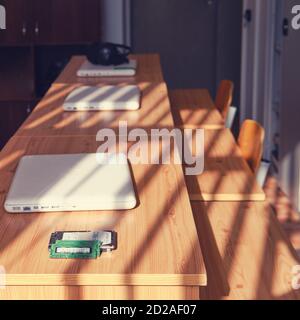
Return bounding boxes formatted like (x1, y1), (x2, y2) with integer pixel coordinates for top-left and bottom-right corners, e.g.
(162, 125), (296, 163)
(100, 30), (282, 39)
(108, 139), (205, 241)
(238, 120), (265, 174)
(215, 80), (234, 119)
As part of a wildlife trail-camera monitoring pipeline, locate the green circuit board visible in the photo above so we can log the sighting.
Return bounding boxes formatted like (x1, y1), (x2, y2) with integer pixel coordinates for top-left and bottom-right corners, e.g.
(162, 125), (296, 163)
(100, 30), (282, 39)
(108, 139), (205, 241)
(50, 240), (102, 259)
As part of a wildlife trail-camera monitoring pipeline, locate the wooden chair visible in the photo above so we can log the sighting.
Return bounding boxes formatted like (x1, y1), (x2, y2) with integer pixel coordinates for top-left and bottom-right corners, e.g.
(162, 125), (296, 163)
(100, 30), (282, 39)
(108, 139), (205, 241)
(225, 106), (237, 129)
(238, 119), (265, 174)
(215, 80), (234, 119)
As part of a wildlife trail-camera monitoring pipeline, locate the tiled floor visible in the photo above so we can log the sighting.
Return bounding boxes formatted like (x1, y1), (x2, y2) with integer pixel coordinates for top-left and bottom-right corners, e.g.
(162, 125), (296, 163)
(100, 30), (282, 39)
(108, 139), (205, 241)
(264, 175), (300, 254)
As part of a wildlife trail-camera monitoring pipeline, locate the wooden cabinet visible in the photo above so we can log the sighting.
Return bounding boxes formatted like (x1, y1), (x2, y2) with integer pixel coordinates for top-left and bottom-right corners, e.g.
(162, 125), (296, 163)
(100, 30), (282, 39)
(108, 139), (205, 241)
(0, 101), (34, 149)
(0, 0), (102, 148)
(0, 0), (101, 46)
(34, 0), (101, 44)
(0, 47), (35, 100)
(0, 0), (32, 45)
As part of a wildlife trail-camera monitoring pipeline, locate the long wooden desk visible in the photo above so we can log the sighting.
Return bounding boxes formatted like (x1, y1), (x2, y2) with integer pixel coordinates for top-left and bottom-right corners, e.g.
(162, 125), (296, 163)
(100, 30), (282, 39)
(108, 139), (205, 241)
(169, 89), (225, 129)
(14, 92), (265, 202)
(54, 54), (164, 85)
(0, 54), (207, 300)
(0, 135), (206, 300)
(1, 52), (281, 301)
(15, 82), (174, 137)
(185, 129), (265, 201)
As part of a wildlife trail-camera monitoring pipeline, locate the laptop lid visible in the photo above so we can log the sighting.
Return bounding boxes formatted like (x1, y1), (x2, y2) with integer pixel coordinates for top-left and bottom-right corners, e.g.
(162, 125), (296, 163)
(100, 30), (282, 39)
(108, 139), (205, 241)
(5, 153), (137, 213)
(63, 85), (141, 111)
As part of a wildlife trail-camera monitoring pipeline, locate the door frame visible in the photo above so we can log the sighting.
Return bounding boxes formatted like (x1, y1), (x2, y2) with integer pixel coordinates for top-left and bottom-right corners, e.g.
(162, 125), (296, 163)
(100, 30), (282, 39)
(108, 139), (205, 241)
(124, 0), (131, 46)
(240, 0), (282, 160)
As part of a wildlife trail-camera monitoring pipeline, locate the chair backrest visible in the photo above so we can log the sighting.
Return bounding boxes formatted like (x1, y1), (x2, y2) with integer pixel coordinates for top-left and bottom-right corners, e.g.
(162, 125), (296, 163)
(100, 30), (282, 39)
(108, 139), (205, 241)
(238, 120), (265, 174)
(225, 106), (237, 129)
(215, 80), (234, 119)
(256, 160), (271, 187)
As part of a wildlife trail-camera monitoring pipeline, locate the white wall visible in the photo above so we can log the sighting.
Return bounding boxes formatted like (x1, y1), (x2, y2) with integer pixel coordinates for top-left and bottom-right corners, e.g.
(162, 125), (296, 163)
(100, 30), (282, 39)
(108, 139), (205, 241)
(240, 0), (280, 160)
(101, 0), (130, 45)
(279, 0), (300, 212)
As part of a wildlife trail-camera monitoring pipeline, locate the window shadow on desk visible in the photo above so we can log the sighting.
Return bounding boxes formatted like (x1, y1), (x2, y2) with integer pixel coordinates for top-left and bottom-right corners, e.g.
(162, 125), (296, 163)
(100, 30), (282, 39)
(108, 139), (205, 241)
(2, 84), (300, 300)
(18, 82), (172, 137)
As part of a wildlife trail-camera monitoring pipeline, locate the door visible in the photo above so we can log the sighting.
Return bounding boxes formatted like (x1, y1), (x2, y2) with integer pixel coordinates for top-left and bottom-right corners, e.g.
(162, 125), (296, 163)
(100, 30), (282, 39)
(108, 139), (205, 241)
(132, 0), (217, 90)
(280, 0), (300, 212)
(131, 0), (242, 98)
(0, 0), (32, 44)
(33, 0), (101, 45)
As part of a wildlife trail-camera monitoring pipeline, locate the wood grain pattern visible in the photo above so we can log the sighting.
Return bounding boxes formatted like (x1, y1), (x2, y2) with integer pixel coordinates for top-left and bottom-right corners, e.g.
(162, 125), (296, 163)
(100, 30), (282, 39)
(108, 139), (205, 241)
(15, 82), (175, 137)
(169, 89), (225, 129)
(215, 80), (234, 119)
(0, 136), (206, 288)
(184, 129), (265, 201)
(238, 120), (265, 174)
(0, 286), (200, 300)
(192, 202), (300, 300)
(54, 54), (164, 85)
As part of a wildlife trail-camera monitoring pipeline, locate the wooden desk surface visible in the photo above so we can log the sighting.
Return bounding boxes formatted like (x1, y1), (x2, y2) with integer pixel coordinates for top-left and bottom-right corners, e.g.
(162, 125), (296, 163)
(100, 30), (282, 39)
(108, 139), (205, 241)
(16, 82), (175, 137)
(170, 89), (225, 129)
(192, 201), (300, 300)
(54, 54), (164, 85)
(0, 135), (206, 287)
(185, 129), (265, 201)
